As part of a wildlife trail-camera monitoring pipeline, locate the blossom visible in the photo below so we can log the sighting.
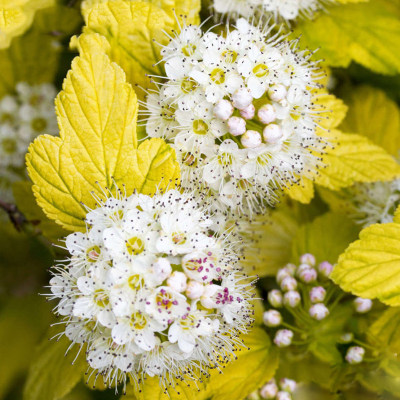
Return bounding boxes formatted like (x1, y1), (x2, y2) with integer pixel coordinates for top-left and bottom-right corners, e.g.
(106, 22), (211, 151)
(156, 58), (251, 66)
(48, 188), (254, 390)
(143, 19), (326, 216)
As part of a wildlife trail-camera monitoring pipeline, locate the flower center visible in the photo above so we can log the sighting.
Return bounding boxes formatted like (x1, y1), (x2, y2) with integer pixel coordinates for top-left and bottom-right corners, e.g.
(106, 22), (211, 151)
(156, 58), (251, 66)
(126, 236), (144, 255)
(193, 119), (208, 135)
(2, 138), (17, 154)
(1, 112), (13, 124)
(29, 94), (41, 106)
(128, 274), (143, 290)
(86, 245), (101, 262)
(218, 152), (233, 166)
(130, 311), (147, 329)
(222, 49), (238, 64)
(172, 232), (186, 245)
(182, 152), (197, 167)
(210, 68), (226, 85)
(182, 43), (197, 57)
(93, 289), (109, 308)
(253, 63), (269, 78)
(156, 289), (176, 310)
(31, 117), (47, 132)
(181, 77), (198, 93)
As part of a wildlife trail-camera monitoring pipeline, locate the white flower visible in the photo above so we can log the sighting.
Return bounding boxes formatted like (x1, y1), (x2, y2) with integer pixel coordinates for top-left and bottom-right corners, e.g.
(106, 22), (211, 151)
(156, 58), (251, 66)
(274, 329), (293, 347)
(143, 19), (325, 216)
(345, 346), (365, 364)
(260, 379), (278, 399)
(354, 297), (373, 313)
(48, 189), (254, 390)
(309, 303), (329, 320)
(263, 310), (282, 327)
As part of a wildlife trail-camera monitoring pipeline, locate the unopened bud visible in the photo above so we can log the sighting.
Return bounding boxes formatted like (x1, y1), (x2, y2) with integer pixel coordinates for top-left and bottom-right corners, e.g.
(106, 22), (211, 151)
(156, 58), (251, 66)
(152, 258), (172, 281)
(232, 88), (253, 109)
(258, 104), (276, 124)
(240, 103), (255, 119)
(228, 116), (246, 136)
(280, 276), (297, 292)
(186, 280), (204, 299)
(268, 289), (283, 308)
(263, 310), (282, 327)
(276, 267), (294, 283)
(247, 390), (261, 400)
(296, 263), (311, 275)
(309, 286), (326, 303)
(309, 303), (329, 320)
(318, 261), (333, 277)
(268, 84), (287, 102)
(354, 297), (373, 313)
(213, 99), (233, 121)
(167, 271), (187, 292)
(279, 378), (296, 393)
(298, 267), (317, 283)
(263, 124), (283, 144)
(276, 391), (291, 400)
(339, 332), (354, 343)
(345, 346), (365, 364)
(241, 130), (262, 148)
(260, 379), (278, 399)
(300, 253), (316, 267)
(274, 329), (293, 347)
(283, 290), (301, 308)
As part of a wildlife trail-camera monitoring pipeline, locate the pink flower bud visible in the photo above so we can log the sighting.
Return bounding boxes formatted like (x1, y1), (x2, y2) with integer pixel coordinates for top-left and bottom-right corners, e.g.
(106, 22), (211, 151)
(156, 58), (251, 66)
(227, 116), (246, 136)
(318, 261), (333, 277)
(241, 130), (262, 148)
(354, 297), (372, 313)
(280, 276), (297, 292)
(309, 286), (326, 303)
(186, 280), (204, 299)
(345, 346), (365, 364)
(309, 303), (329, 320)
(263, 124), (283, 144)
(167, 271), (187, 292)
(213, 99), (234, 120)
(258, 104), (276, 124)
(268, 289), (283, 308)
(268, 84), (287, 102)
(274, 329), (293, 347)
(263, 310), (282, 327)
(300, 253), (316, 266)
(283, 290), (301, 307)
(279, 378), (297, 393)
(232, 88), (253, 109)
(240, 103), (255, 119)
(260, 380), (278, 399)
(276, 391), (291, 400)
(298, 267), (317, 283)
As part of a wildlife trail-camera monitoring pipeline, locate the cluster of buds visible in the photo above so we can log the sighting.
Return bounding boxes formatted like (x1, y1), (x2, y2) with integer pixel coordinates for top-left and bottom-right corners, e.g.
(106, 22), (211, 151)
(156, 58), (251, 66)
(263, 254), (372, 365)
(246, 378), (297, 400)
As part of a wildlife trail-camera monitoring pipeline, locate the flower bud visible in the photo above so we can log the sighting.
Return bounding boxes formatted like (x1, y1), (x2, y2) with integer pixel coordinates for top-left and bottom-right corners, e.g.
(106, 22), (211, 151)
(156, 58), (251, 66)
(283, 290), (301, 308)
(268, 289), (283, 308)
(247, 390), (261, 400)
(354, 297), (373, 313)
(276, 267), (294, 284)
(167, 271), (187, 292)
(258, 104), (276, 124)
(260, 379), (278, 399)
(309, 303), (329, 320)
(268, 84), (287, 102)
(232, 88), (253, 109)
(300, 253), (316, 267)
(186, 280), (204, 299)
(339, 332), (354, 343)
(280, 276), (297, 292)
(298, 267), (317, 283)
(296, 263), (311, 275)
(240, 103), (255, 119)
(276, 391), (291, 400)
(285, 263), (297, 275)
(274, 329), (293, 347)
(263, 310), (282, 327)
(227, 116), (246, 136)
(152, 258), (172, 282)
(279, 378), (297, 393)
(309, 286), (326, 303)
(200, 284), (219, 309)
(263, 124), (283, 144)
(345, 346), (365, 364)
(241, 130), (262, 148)
(318, 261), (333, 277)
(213, 99), (234, 120)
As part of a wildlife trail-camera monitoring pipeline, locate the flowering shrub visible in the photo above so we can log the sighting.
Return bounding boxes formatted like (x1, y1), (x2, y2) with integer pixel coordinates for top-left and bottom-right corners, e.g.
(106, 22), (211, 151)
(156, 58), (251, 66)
(1, 0), (400, 400)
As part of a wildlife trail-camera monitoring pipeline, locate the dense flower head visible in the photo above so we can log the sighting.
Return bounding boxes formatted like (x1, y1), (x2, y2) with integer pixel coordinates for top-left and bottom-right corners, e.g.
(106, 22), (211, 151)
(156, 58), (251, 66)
(48, 188), (254, 390)
(0, 82), (57, 200)
(144, 19), (326, 216)
(212, 0), (330, 23)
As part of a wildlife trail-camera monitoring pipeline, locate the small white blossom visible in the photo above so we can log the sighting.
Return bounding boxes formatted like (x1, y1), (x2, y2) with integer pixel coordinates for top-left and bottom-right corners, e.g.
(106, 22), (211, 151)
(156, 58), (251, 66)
(260, 379), (278, 399)
(276, 391), (292, 400)
(274, 329), (293, 347)
(263, 310), (282, 327)
(280, 276), (297, 292)
(48, 189), (254, 390)
(345, 346), (365, 364)
(283, 290), (301, 308)
(279, 378), (297, 393)
(309, 286), (326, 303)
(317, 261), (333, 277)
(268, 289), (283, 308)
(309, 303), (329, 320)
(354, 297), (373, 313)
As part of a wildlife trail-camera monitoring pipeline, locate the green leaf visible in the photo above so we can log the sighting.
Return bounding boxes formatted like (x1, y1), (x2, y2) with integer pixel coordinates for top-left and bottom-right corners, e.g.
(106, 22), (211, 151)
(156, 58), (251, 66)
(295, 0), (400, 75)
(291, 212), (360, 265)
(0, 296), (51, 398)
(23, 335), (87, 400)
(339, 85), (400, 156)
(332, 222), (400, 306)
(26, 33), (180, 232)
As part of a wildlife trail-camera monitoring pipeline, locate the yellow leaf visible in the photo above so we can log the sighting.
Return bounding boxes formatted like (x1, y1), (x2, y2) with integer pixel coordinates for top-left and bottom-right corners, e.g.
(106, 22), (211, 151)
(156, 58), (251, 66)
(331, 222), (400, 305)
(394, 205), (400, 224)
(340, 85), (400, 156)
(315, 130), (400, 190)
(314, 92), (348, 130)
(286, 177), (315, 204)
(294, 0), (400, 75)
(206, 328), (279, 400)
(27, 33), (179, 231)
(0, 0), (54, 49)
(82, 0), (199, 100)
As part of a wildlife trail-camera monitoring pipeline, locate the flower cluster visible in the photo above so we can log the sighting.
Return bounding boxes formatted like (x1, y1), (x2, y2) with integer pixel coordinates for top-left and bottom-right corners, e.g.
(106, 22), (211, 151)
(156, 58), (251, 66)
(144, 19), (325, 215)
(262, 254), (371, 365)
(246, 377), (297, 400)
(0, 82), (57, 200)
(49, 189), (254, 390)
(212, 0), (330, 23)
